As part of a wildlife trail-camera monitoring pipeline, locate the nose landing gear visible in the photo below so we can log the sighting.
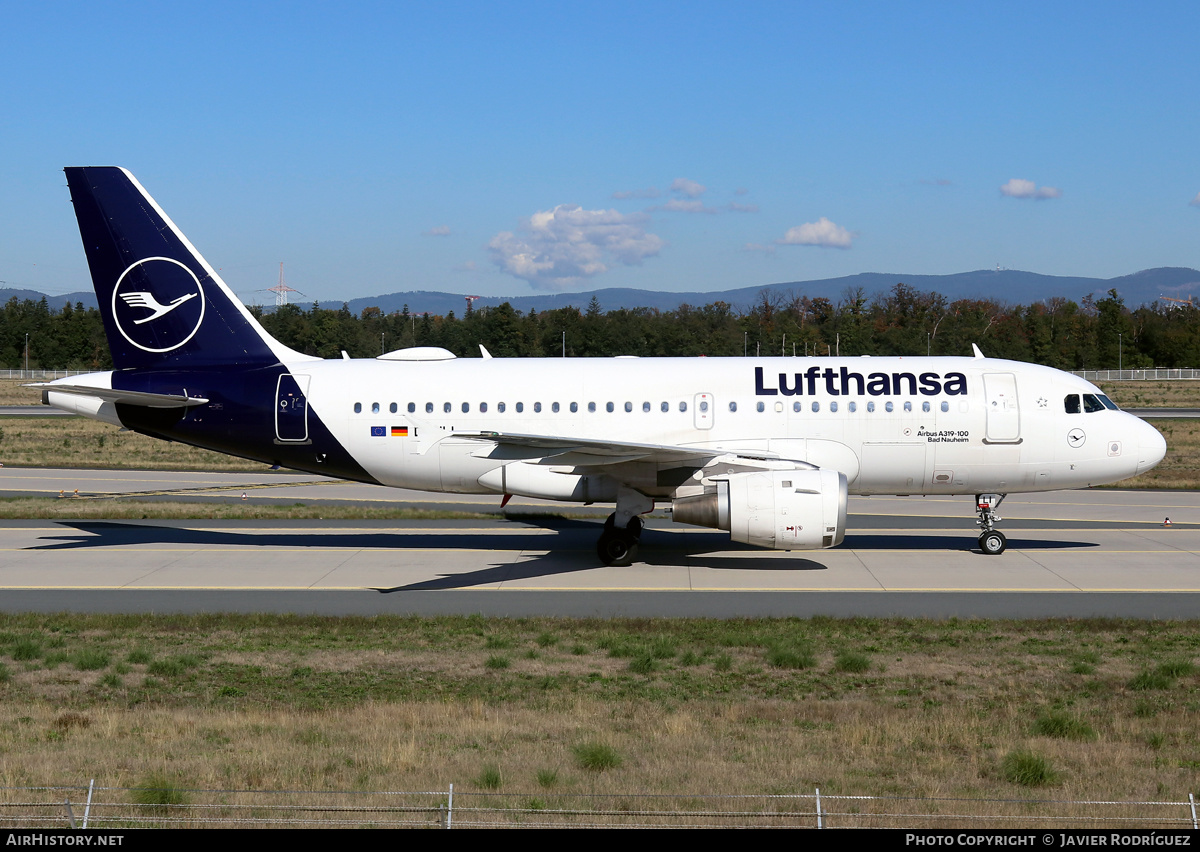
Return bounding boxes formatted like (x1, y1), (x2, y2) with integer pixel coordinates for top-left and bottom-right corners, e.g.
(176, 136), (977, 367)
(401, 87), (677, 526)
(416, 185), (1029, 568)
(975, 493), (1007, 554)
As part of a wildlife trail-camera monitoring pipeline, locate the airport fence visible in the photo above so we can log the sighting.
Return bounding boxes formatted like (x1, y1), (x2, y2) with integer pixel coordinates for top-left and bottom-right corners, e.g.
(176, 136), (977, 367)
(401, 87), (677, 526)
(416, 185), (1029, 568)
(1074, 369), (1200, 381)
(0, 370), (92, 381)
(0, 782), (1197, 829)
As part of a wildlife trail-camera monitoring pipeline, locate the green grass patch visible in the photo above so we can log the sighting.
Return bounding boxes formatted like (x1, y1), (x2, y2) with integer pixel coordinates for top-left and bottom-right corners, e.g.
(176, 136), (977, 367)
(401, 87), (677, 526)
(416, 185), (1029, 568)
(1033, 711), (1098, 741)
(765, 642), (816, 670)
(833, 651), (871, 673)
(573, 742), (622, 772)
(1000, 750), (1057, 787)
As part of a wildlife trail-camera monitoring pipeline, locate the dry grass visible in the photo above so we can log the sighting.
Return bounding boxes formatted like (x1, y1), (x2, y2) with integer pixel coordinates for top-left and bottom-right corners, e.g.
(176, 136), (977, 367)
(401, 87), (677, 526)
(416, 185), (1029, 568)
(0, 380), (44, 405)
(0, 416), (263, 471)
(1099, 380), (1200, 409)
(0, 498), (504, 521)
(1113, 418), (1200, 489)
(0, 615), (1196, 808)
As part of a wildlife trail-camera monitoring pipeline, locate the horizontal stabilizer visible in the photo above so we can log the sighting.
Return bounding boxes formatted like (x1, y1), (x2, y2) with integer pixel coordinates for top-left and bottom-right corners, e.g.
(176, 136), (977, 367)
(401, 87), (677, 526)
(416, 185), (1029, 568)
(29, 383), (209, 408)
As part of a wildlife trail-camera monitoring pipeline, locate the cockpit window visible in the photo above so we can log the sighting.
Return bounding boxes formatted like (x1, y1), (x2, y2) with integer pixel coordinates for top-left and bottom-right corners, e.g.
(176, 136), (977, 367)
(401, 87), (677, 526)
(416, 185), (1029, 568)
(1098, 394), (1119, 411)
(1083, 393), (1105, 413)
(1064, 395), (1081, 414)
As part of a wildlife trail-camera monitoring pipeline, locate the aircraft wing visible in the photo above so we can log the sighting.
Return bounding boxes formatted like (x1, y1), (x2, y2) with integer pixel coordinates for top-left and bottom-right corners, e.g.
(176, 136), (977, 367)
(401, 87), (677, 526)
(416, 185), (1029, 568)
(454, 430), (808, 469)
(28, 383), (210, 408)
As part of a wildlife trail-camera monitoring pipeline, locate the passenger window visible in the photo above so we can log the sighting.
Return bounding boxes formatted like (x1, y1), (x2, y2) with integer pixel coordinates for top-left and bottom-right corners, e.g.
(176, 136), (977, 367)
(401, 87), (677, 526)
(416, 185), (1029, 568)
(756, 401), (765, 412)
(680, 401), (687, 412)
(390, 402), (398, 414)
(793, 401), (801, 412)
(1083, 394), (1105, 413)
(588, 402), (596, 413)
(480, 402), (488, 413)
(462, 402), (469, 413)
(498, 402), (506, 413)
(922, 401), (930, 413)
(885, 401), (894, 412)
(699, 401), (709, 412)
(643, 402), (651, 412)
(830, 401), (838, 413)
(624, 402), (633, 413)
(940, 401), (949, 412)
(407, 402), (415, 414)
(372, 402), (380, 414)
(903, 401), (912, 412)
(443, 402), (451, 413)
(775, 401), (784, 412)
(354, 402), (362, 414)
(606, 402), (614, 413)
(425, 402), (434, 414)
(811, 401), (820, 413)
(516, 402), (524, 413)
(570, 402), (578, 413)
(849, 401), (857, 412)
(730, 401), (738, 412)
(1064, 395), (1081, 414)
(552, 402), (560, 413)
(661, 402), (669, 412)
(533, 402), (542, 413)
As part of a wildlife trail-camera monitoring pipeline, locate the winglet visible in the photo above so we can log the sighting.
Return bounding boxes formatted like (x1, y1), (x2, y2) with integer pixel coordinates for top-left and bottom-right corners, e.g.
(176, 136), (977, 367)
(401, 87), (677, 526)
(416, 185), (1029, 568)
(971, 344), (985, 359)
(479, 344), (493, 360)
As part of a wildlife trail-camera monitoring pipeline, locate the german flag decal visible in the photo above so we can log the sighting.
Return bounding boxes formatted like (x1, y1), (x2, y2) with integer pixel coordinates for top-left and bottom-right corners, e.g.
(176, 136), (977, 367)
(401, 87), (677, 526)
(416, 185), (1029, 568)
(391, 426), (408, 437)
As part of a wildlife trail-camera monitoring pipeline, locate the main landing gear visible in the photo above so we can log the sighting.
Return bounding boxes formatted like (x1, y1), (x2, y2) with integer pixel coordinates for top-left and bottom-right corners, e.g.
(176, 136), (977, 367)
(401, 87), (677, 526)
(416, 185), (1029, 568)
(975, 493), (1007, 555)
(597, 488), (652, 567)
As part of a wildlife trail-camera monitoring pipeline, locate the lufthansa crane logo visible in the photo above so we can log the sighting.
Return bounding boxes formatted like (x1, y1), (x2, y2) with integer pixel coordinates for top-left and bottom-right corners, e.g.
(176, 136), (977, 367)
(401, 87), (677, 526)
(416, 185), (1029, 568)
(112, 257), (206, 353)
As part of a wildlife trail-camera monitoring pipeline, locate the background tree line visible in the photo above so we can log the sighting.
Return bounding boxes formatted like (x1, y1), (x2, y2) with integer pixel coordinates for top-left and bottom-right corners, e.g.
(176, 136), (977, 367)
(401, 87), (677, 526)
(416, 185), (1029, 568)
(5, 284), (1200, 370)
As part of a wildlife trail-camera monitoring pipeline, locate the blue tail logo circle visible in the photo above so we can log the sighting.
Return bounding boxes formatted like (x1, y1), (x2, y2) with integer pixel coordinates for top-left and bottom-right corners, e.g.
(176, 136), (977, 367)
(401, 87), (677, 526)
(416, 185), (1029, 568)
(112, 257), (207, 353)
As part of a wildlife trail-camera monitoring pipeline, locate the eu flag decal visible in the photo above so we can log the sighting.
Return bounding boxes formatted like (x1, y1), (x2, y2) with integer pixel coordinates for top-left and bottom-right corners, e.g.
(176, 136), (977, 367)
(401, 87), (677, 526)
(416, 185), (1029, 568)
(370, 426), (386, 437)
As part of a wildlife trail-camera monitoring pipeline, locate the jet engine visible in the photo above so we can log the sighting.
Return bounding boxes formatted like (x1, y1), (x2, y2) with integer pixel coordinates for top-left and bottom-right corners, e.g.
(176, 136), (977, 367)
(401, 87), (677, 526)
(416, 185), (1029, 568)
(671, 468), (848, 550)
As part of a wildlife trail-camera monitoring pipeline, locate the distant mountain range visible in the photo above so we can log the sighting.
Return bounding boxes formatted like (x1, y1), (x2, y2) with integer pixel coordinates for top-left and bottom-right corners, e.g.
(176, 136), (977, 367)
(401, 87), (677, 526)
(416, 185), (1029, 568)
(8, 267), (1200, 317)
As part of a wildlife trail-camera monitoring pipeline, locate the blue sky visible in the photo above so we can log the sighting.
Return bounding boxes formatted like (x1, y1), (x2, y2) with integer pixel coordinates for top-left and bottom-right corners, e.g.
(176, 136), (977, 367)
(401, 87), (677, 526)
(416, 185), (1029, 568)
(3, 1), (1199, 305)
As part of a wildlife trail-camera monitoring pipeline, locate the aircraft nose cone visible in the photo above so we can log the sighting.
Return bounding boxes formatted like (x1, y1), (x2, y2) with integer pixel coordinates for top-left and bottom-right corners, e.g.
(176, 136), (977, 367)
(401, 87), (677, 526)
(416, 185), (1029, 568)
(1136, 418), (1167, 474)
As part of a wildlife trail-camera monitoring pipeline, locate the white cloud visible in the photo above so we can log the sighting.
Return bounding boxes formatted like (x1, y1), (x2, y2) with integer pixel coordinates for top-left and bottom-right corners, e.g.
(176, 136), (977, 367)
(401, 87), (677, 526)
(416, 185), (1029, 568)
(1000, 178), (1061, 200)
(612, 187), (660, 200)
(489, 205), (664, 290)
(670, 178), (706, 198)
(1190, 191), (1200, 207)
(649, 199), (717, 214)
(776, 217), (854, 249)
(424, 225), (451, 236)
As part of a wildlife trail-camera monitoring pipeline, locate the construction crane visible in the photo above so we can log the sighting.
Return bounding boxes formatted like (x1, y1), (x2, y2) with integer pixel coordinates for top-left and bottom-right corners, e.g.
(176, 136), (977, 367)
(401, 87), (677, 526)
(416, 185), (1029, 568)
(1160, 295), (1196, 309)
(465, 295), (481, 312)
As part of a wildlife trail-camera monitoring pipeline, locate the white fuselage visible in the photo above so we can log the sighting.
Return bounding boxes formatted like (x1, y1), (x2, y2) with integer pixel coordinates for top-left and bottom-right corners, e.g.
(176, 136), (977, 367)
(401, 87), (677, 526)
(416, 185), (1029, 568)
(276, 353), (1165, 501)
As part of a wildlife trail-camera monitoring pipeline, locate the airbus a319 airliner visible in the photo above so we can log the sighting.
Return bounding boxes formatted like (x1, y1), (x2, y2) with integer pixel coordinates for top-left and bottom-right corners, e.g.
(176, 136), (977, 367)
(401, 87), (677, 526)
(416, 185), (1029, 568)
(37, 168), (1167, 565)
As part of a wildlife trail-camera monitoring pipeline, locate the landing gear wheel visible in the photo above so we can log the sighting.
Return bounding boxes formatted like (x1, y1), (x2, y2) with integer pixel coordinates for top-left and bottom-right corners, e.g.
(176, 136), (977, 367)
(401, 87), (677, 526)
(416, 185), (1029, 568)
(979, 530), (1007, 555)
(598, 513), (644, 566)
(597, 530), (638, 567)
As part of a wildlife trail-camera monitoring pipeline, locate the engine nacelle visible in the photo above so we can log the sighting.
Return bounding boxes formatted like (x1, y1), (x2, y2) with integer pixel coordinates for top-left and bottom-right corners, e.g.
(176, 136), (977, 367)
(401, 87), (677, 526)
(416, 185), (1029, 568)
(672, 469), (848, 550)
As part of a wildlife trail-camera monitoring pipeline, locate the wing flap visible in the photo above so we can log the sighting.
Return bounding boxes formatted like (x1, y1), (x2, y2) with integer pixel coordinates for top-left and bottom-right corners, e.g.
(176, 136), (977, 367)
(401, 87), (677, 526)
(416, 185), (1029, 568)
(458, 431), (766, 467)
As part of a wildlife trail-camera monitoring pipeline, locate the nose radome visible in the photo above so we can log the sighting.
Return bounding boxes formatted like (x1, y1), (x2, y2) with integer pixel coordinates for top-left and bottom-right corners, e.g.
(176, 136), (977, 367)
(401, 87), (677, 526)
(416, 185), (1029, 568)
(1136, 418), (1167, 473)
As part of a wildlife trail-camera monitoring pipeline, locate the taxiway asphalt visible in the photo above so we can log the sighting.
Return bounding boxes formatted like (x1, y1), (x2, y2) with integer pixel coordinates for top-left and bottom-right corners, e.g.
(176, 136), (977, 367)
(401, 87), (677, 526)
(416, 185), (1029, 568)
(0, 467), (1198, 617)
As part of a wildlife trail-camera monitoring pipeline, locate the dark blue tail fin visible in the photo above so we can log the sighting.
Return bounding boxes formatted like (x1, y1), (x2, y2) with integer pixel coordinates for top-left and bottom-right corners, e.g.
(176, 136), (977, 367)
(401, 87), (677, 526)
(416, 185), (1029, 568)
(65, 167), (304, 370)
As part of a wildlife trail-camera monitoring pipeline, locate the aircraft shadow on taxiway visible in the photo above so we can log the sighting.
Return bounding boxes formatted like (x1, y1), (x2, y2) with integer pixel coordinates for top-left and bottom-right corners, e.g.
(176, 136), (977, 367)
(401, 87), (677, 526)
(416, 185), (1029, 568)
(27, 520), (1097, 594)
